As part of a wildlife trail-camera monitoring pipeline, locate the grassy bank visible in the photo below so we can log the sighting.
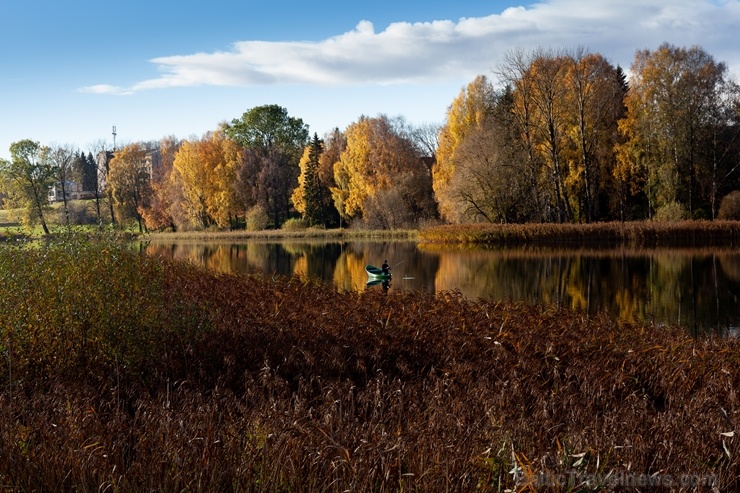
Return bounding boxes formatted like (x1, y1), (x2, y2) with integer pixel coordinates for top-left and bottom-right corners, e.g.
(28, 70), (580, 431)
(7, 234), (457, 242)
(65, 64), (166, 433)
(419, 220), (740, 248)
(146, 227), (418, 241)
(0, 235), (738, 491)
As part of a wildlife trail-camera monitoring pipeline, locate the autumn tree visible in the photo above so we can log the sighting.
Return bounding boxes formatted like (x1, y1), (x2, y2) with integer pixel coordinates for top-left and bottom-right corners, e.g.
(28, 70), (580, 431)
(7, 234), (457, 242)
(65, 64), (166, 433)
(497, 48), (549, 221)
(0, 139), (55, 234)
(410, 121), (441, 160)
(525, 51), (573, 222)
(433, 75), (496, 223)
(172, 131), (239, 230)
(321, 129), (350, 227)
(616, 43), (739, 218)
(446, 88), (536, 223)
(292, 136), (319, 220)
(107, 143), (153, 233)
(697, 72), (740, 218)
(336, 114), (435, 228)
(224, 105), (309, 227)
(561, 49), (626, 222)
(494, 48), (628, 223)
(237, 147), (297, 227)
(141, 136), (181, 231)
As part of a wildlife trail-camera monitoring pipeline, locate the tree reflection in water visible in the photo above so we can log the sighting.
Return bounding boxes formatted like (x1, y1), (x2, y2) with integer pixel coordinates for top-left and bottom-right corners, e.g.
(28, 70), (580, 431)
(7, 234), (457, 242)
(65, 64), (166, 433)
(146, 240), (740, 336)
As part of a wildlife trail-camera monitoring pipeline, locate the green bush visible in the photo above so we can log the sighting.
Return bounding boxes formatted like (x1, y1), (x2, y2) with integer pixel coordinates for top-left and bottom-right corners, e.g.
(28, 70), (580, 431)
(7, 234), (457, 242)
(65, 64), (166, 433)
(0, 232), (216, 388)
(246, 205), (269, 231)
(281, 217), (308, 230)
(718, 190), (740, 220)
(653, 201), (688, 222)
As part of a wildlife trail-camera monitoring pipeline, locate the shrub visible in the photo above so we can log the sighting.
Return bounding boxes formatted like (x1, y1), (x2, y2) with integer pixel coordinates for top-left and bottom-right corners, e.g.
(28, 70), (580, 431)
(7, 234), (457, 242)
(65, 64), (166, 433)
(246, 205), (269, 231)
(67, 200), (100, 225)
(653, 201), (688, 222)
(718, 190), (740, 220)
(281, 217), (308, 231)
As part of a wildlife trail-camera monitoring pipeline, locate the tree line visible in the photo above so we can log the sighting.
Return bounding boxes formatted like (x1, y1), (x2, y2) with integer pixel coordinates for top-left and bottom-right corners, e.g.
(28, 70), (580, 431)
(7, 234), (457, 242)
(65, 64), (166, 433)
(436, 44), (740, 224)
(2, 43), (740, 233)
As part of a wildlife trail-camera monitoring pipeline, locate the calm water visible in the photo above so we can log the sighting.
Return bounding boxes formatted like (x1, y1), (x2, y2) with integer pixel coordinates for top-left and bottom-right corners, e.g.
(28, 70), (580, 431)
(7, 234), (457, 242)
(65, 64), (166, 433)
(146, 239), (740, 336)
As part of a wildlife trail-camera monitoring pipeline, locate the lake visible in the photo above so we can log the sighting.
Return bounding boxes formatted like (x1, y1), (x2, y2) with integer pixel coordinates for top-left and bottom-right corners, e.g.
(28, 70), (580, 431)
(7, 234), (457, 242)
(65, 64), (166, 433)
(146, 239), (740, 336)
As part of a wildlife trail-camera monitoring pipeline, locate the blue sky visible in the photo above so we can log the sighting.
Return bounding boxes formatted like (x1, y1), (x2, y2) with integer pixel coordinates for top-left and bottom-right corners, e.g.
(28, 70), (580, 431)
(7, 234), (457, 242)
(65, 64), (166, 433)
(2, 0), (739, 160)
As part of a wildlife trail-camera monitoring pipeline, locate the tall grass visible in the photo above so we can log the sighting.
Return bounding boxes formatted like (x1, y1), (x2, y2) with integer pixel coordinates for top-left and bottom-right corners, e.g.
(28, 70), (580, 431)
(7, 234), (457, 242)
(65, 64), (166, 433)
(419, 220), (740, 248)
(0, 234), (738, 491)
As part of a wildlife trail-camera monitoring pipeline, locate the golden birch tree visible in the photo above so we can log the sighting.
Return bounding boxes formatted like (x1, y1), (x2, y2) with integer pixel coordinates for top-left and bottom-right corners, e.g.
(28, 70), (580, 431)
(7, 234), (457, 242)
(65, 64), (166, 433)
(562, 49), (625, 222)
(616, 43), (736, 219)
(107, 143), (152, 233)
(173, 131), (239, 229)
(336, 115), (434, 228)
(433, 75), (495, 222)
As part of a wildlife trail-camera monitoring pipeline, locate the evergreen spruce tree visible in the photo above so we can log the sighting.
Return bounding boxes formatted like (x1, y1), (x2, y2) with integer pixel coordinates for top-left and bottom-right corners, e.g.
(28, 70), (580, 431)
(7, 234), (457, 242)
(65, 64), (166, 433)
(84, 152), (98, 193)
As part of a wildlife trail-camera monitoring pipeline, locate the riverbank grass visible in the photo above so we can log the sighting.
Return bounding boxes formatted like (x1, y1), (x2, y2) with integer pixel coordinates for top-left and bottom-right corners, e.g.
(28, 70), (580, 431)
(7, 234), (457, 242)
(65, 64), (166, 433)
(419, 220), (740, 247)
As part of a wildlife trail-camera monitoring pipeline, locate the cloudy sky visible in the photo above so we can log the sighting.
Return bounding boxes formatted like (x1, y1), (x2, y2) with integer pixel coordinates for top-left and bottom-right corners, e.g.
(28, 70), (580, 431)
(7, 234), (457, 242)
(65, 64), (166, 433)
(2, 0), (739, 160)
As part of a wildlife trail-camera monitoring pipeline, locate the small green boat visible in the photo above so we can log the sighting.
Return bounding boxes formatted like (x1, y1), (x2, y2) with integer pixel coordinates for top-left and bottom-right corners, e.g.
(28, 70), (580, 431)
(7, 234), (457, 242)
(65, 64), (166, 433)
(366, 265), (391, 279)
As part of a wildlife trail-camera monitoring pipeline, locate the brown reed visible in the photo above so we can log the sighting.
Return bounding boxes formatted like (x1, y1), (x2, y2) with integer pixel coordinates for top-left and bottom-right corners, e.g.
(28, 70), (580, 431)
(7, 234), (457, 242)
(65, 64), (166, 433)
(0, 236), (738, 491)
(419, 220), (740, 248)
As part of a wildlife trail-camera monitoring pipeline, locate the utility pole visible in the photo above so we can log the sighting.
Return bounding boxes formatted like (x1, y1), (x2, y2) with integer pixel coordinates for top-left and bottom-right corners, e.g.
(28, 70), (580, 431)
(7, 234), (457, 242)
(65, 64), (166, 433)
(112, 125), (117, 152)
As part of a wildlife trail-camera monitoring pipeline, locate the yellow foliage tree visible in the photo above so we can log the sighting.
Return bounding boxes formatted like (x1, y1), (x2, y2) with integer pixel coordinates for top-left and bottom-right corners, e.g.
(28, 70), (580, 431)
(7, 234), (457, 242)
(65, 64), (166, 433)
(173, 131), (240, 229)
(107, 143), (153, 232)
(561, 50), (625, 222)
(433, 75), (495, 222)
(335, 115), (432, 227)
(291, 145), (312, 216)
(340, 117), (374, 218)
(615, 43), (734, 219)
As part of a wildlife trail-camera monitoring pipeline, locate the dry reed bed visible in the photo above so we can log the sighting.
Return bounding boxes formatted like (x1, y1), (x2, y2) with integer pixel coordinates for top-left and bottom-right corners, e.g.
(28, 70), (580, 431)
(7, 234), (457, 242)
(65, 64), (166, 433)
(419, 220), (740, 248)
(0, 236), (738, 491)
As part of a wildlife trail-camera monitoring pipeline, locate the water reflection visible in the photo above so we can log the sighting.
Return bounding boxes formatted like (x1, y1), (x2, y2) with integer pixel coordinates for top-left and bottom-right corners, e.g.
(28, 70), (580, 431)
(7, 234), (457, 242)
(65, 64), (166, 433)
(146, 240), (740, 335)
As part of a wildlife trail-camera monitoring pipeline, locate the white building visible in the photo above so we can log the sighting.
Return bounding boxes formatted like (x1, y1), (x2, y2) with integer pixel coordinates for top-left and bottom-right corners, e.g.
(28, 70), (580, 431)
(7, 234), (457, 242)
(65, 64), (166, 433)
(48, 181), (95, 202)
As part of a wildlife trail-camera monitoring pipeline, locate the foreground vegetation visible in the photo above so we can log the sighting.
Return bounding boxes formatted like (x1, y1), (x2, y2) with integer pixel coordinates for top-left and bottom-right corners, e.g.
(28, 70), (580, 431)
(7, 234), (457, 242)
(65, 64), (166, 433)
(0, 235), (738, 491)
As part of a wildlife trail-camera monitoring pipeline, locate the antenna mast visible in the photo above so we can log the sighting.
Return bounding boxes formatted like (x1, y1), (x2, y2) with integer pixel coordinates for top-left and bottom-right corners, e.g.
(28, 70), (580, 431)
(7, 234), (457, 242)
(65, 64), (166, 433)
(112, 125), (117, 152)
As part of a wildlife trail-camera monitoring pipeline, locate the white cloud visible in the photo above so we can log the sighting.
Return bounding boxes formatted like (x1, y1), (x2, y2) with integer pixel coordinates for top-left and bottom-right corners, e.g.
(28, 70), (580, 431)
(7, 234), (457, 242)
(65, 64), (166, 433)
(80, 84), (133, 95)
(79, 0), (740, 95)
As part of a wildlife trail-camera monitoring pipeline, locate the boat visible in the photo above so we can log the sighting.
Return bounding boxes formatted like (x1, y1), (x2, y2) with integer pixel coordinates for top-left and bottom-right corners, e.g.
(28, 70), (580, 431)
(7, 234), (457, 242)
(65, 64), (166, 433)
(365, 265), (391, 279)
